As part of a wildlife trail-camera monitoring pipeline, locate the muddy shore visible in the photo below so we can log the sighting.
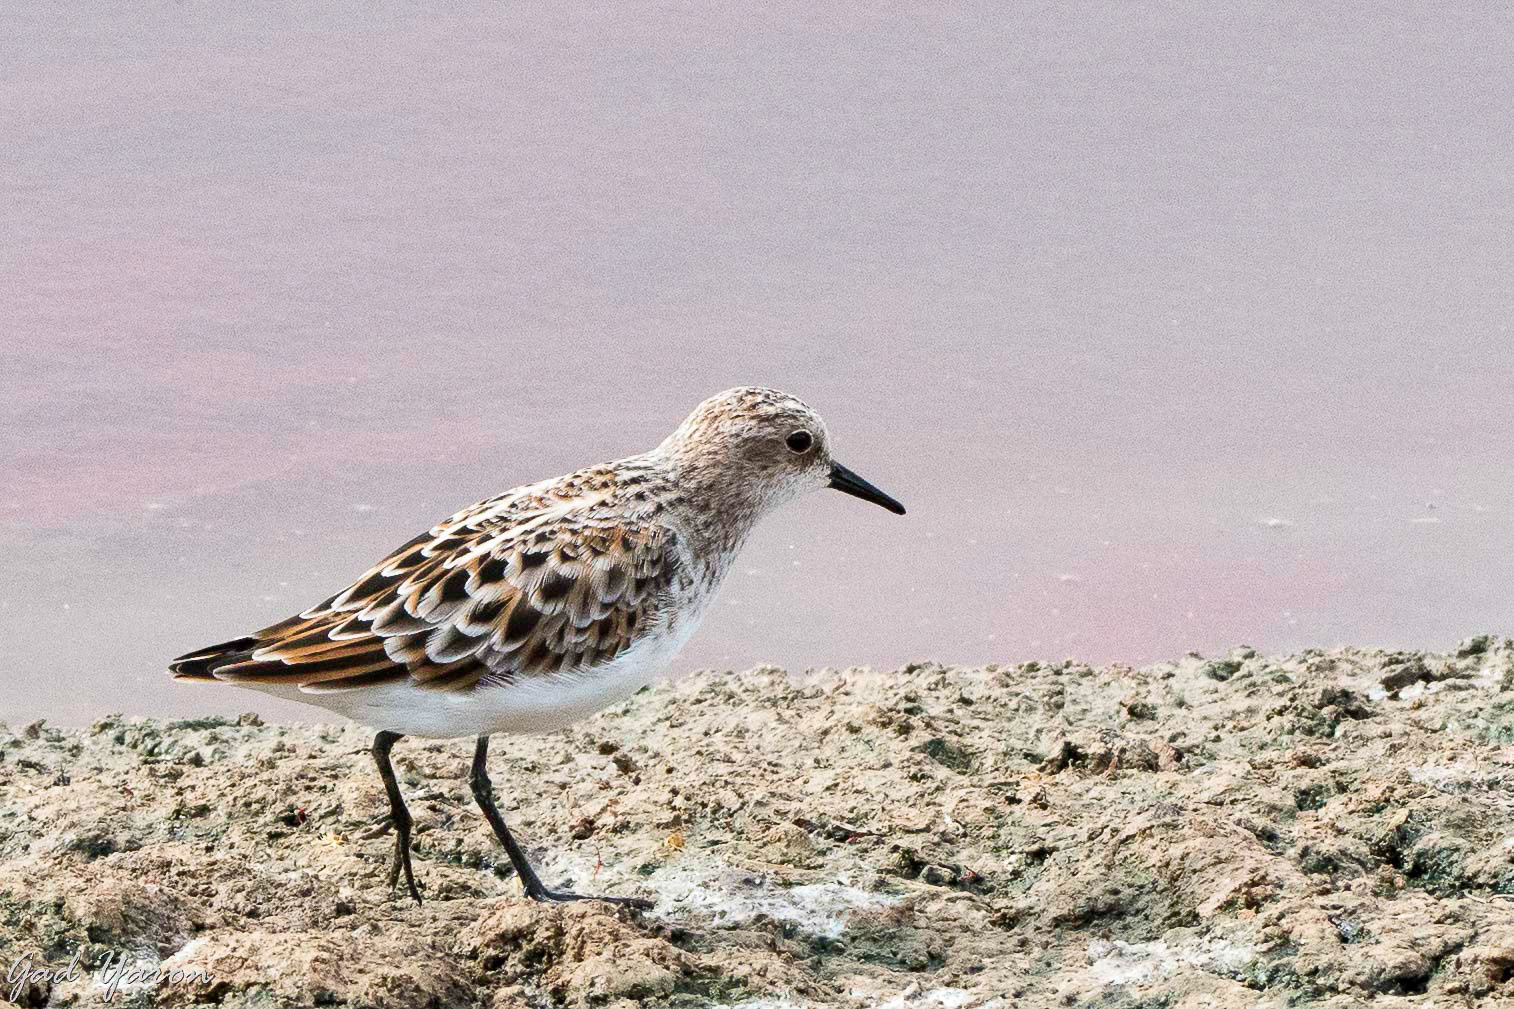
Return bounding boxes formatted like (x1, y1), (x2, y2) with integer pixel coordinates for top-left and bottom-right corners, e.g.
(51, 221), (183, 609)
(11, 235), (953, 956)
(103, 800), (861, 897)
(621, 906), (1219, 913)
(1, 641), (1512, 1007)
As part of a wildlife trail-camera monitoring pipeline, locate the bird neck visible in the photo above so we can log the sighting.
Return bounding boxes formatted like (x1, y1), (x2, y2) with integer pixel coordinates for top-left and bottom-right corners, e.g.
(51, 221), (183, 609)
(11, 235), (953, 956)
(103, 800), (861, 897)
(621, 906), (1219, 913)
(648, 449), (771, 575)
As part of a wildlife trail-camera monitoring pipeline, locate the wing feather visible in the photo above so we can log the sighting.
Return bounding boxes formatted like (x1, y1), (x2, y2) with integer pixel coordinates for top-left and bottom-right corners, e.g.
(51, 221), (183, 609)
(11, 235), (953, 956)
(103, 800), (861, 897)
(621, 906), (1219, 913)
(169, 475), (685, 695)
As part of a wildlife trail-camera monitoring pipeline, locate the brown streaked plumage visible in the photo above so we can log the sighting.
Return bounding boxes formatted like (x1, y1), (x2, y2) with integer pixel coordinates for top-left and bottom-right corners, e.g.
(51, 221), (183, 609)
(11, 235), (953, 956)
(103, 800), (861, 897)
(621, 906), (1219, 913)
(171, 462), (687, 698)
(171, 387), (905, 907)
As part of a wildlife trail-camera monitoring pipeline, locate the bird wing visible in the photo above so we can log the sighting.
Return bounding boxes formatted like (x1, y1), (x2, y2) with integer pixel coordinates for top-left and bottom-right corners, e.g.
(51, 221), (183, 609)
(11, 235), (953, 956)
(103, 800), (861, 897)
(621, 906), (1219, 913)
(169, 480), (686, 694)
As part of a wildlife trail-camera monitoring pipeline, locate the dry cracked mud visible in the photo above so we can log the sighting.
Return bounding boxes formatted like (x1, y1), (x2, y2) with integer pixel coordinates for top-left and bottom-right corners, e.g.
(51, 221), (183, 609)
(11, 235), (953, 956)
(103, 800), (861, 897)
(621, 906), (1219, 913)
(2, 640), (1513, 1007)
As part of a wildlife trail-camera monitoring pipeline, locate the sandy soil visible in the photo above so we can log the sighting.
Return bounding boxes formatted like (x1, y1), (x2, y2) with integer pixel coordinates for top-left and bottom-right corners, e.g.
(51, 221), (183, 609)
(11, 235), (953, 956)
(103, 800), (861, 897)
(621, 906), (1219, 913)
(1, 641), (1512, 1008)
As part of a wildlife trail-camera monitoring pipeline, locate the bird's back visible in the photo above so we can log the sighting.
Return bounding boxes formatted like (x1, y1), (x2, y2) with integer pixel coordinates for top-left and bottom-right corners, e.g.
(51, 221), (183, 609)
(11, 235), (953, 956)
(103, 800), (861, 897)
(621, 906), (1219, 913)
(170, 457), (704, 707)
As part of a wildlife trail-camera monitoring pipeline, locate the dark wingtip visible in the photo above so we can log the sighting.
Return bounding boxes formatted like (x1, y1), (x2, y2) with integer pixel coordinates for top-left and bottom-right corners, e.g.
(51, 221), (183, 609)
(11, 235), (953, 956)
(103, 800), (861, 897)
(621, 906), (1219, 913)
(168, 635), (260, 680)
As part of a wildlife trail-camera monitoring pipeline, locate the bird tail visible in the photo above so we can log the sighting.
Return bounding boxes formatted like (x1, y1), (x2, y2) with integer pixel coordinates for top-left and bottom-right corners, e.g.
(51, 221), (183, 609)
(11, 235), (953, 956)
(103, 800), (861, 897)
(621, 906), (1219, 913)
(168, 636), (261, 681)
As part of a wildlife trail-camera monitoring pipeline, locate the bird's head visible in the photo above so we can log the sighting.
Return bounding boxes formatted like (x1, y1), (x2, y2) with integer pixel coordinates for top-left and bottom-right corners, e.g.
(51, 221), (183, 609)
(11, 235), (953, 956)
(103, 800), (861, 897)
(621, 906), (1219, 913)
(659, 387), (905, 518)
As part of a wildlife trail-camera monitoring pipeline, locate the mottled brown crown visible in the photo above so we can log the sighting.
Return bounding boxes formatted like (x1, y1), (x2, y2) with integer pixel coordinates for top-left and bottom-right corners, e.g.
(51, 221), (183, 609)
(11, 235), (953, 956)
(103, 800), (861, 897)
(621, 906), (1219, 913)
(661, 387), (827, 460)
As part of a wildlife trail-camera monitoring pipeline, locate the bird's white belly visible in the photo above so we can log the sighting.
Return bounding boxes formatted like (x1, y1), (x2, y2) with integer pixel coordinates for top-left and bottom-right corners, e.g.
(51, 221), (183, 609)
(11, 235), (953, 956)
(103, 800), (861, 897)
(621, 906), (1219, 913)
(243, 617), (705, 739)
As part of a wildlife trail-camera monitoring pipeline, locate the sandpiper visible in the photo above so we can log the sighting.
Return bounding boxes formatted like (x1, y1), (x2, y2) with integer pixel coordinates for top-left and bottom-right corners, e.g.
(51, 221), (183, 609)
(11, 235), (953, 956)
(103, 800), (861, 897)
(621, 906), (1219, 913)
(171, 387), (904, 906)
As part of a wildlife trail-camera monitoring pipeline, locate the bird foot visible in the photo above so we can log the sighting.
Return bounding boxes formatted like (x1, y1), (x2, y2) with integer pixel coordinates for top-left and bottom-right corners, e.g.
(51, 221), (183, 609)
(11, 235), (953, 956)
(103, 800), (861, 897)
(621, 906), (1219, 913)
(526, 887), (653, 910)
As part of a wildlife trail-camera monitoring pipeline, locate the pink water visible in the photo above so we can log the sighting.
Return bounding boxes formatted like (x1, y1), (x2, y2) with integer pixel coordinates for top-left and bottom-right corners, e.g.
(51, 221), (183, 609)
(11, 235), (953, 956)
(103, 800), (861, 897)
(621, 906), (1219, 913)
(5, 4), (1514, 725)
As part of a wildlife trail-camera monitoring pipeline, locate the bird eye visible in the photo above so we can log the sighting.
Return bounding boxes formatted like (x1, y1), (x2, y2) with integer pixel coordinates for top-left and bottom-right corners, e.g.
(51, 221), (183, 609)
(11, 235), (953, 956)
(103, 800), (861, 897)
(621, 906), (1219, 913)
(785, 430), (813, 453)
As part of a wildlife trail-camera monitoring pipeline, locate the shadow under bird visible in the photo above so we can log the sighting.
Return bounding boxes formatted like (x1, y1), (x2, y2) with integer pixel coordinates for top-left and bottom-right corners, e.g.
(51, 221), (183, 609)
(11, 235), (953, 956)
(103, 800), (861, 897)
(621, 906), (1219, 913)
(170, 387), (905, 906)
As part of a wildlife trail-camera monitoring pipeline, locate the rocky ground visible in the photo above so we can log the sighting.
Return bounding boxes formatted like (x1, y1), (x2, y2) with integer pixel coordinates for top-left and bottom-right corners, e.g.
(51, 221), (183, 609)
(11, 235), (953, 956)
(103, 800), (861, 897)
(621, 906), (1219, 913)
(1, 641), (1513, 1008)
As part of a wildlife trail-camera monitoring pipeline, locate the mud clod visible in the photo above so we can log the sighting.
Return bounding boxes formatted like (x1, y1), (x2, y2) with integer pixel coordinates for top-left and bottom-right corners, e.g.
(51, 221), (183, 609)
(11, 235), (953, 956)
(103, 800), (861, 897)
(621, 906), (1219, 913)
(0, 643), (1511, 1006)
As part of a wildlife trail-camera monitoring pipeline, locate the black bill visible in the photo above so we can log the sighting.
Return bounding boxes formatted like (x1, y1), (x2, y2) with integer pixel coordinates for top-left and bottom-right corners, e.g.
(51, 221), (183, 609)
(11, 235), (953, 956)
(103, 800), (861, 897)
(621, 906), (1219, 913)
(828, 462), (906, 515)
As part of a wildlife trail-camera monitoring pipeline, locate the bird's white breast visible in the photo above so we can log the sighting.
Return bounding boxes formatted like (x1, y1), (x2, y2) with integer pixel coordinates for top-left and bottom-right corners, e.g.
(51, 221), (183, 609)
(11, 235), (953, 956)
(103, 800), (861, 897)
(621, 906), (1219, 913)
(247, 601), (711, 739)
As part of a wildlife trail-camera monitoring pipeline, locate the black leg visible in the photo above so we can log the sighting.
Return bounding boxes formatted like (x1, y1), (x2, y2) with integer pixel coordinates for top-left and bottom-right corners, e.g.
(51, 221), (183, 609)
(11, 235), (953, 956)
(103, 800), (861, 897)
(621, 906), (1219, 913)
(469, 735), (652, 909)
(372, 730), (422, 904)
